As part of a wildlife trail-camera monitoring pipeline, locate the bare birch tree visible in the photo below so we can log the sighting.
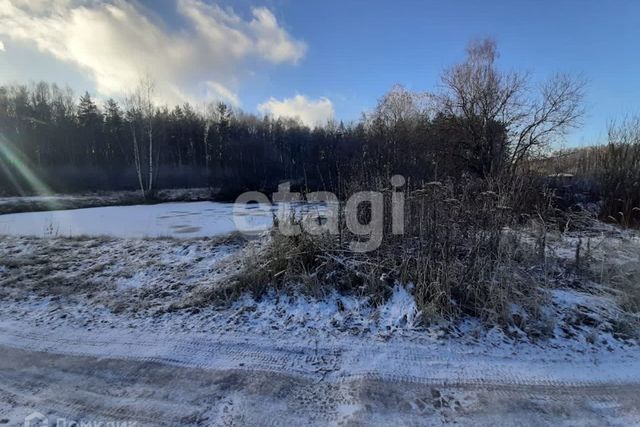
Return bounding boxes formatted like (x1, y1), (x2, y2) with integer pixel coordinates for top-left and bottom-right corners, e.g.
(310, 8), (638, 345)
(126, 75), (157, 199)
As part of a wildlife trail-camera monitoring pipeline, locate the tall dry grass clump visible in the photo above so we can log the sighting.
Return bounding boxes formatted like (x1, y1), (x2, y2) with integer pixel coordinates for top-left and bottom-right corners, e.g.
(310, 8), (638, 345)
(599, 118), (640, 227)
(220, 174), (555, 333)
(397, 177), (549, 327)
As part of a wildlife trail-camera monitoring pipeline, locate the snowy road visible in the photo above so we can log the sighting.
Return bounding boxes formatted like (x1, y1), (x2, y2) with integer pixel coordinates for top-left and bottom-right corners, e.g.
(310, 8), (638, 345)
(1, 321), (640, 426)
(2, 346), (640, 427)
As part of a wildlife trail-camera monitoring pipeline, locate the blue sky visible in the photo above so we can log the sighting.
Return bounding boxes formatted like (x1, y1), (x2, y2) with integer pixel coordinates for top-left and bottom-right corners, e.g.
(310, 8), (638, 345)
(1, 0), (639, 146)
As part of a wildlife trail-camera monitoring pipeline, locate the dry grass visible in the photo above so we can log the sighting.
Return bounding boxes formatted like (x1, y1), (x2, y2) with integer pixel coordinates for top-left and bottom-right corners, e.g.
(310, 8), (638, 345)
(545, 226), (640, 339)
(582, 234), (640, 314)
(0, 233), (247, 313)
(599, 138), (640, 228)
(216, 175), (556, 333)
(535, 118), (640, 228)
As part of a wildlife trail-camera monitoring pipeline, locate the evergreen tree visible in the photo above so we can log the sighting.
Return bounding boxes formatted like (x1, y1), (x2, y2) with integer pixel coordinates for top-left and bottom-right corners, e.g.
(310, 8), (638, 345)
(77, 92), (102, 165)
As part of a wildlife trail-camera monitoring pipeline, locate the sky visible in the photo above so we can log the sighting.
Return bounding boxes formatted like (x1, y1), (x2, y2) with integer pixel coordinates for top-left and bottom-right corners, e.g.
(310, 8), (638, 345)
(1, 0), (639, 146)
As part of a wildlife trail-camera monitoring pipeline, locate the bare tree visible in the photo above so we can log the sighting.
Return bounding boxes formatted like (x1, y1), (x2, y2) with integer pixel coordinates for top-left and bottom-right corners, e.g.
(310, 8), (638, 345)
(366, 85), (431, 175)
(201, 101), (220, 190)
(438, 38), (585, 176)
(371, 84), (430, 128)
(509, 73), (585, 168)
(126, 75), (157, 199)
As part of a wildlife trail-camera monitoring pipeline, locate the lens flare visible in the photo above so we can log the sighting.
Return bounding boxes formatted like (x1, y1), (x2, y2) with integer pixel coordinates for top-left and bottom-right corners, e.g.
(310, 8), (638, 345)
(0, 133), (56, 203)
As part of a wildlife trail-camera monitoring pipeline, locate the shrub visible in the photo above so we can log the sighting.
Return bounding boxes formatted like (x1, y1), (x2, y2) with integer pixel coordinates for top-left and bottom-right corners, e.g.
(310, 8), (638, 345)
(215, 174), (554, 333)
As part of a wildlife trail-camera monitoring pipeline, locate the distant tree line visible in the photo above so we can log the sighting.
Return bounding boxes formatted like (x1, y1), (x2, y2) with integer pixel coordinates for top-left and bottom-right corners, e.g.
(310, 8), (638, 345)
(537, 118), (640, 227)
(0, 40), (584, 199)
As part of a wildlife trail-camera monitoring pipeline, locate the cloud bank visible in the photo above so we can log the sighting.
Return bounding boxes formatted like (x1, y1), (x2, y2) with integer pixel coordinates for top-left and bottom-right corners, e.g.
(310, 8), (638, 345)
(0, 0), (307, 105)
(258, 95), (334, 127)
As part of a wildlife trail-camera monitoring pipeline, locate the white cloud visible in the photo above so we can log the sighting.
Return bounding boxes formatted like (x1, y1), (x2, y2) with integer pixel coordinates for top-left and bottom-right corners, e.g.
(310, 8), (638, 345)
(0, 0), (306, 105)
(249, 7), (306, 64)
(258, 95), (334, 127)
(206, 80), (240, 107)
(0, 40), (4, 52)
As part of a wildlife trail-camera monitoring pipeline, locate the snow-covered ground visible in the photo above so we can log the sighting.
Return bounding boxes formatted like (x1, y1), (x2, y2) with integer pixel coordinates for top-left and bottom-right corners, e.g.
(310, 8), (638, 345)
(0, 201), (275, 238)
(0, 228), (638, 363)
(1, 214), (639, 424)
(1, 248), (640, 425)
(2, 283), (639, 383)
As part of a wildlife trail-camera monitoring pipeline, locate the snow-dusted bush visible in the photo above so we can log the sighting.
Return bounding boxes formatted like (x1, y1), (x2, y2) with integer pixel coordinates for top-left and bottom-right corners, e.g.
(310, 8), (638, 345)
(215, 175), (556, 334)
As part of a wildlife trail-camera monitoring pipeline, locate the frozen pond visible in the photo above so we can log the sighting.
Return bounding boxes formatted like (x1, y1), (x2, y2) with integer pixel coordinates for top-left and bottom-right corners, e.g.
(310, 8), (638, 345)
(0, 202), (278, 238)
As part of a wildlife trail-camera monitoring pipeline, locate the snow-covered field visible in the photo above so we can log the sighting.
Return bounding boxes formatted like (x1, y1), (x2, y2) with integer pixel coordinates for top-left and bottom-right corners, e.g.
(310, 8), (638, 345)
(0, 201), (275, 238)
(1, 202), (640, 425)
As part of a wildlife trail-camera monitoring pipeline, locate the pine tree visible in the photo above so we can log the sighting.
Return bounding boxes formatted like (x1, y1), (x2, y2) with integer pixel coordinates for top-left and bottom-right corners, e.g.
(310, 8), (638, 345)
(77, 92), (102, 164)
(104, 98), (124, 165)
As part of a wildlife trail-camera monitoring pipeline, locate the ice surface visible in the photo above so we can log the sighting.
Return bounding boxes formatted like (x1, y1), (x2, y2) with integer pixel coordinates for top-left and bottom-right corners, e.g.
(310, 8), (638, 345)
(0, 201), (275, 238)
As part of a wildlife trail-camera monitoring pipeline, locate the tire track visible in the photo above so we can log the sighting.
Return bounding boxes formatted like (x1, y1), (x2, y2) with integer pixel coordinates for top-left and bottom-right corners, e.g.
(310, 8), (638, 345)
(1, 322), (639, 390)
(2, 345), (639, 427)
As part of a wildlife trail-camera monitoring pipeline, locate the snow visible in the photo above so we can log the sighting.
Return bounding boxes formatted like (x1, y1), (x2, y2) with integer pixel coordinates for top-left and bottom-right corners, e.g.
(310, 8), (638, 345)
(0, 228), (637, 385)
(1, 231), (640, 426)
(0, 201), (274, 238)
(0, 200), (329, 238)
(1, 288), (639, 388)
(232, 286), (420, 337)
(1, 219), (640, 422)
(376, 285), (421, 329)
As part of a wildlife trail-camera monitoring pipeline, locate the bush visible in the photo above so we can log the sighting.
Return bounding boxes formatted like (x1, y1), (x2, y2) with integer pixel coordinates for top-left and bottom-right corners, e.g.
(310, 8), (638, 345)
(215, 174), (554, 333)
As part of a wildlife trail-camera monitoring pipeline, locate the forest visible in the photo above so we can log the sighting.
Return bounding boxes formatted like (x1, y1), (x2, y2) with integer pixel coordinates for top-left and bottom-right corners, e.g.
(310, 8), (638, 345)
(0, 40), (584, 201)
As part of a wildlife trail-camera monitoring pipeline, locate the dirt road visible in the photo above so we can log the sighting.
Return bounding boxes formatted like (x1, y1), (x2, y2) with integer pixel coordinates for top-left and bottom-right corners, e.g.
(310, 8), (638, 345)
(1, 333), (639, 426)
